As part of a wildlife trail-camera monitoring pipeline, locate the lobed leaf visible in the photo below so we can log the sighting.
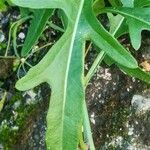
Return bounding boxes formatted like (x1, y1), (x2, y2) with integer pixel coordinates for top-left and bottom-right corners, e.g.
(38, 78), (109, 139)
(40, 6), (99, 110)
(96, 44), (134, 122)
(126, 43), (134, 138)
(15, 0), (86, 149)
(104, 7), (150, 50)
(85, 10), (137, 68)
(11, 0), (142, 149)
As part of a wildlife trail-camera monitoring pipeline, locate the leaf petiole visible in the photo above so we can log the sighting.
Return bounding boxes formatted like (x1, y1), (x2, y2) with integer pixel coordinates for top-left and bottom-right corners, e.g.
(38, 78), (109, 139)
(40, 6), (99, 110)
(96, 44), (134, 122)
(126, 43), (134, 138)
(84, 50), (105, 86)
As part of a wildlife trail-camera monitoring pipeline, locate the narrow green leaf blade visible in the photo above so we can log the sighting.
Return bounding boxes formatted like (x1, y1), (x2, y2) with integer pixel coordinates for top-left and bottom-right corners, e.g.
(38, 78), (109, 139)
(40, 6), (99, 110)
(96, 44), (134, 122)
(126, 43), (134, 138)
(21, 9), (53, 56)
(119, 65), (150, 83)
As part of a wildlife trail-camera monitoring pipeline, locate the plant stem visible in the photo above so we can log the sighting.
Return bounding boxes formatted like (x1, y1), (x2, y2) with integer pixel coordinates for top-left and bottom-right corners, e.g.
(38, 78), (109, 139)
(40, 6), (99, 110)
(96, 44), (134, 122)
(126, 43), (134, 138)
(12, 23), (20, 58)
(47, 21), (65, 33)
(12, 16), (32, 58)
(33, 42), (53, 54)
(0, 91), (7, 112)
(0, 56), (16, 59)
(25, 42), (52, 60)
(5, 22), (15, 57)
(17, 63), (22, 79)
(85, 42), (92, 57)
(83, 100), (95, 150)
(84, 50), (105, 86)
(79, 125), (87, 150)
(5, 16), (31, 57)
(24, 61), (33, 68)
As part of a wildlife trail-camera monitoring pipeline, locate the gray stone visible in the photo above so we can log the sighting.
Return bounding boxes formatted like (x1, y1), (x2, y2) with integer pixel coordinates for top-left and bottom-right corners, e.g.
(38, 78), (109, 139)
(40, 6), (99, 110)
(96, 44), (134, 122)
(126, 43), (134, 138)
(131, 95), (150, 115)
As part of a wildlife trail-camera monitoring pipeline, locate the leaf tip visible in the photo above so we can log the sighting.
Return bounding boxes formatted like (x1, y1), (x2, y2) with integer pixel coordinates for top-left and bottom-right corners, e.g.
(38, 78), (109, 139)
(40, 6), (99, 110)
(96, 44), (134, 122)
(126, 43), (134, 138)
(15, 79), (26, 91)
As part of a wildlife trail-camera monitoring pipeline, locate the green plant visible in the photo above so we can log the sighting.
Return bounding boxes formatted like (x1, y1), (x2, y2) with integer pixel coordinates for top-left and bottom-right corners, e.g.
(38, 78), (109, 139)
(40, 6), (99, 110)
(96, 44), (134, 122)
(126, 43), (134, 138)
(0, 0), (12, 11)
(0, 0), (7, 11)
(8, 0), (150, 149)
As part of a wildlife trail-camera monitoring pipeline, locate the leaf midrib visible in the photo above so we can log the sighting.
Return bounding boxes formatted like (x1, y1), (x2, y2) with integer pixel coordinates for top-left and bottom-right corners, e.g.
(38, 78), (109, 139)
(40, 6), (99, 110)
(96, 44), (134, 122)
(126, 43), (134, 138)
(61, 0), (85, 147)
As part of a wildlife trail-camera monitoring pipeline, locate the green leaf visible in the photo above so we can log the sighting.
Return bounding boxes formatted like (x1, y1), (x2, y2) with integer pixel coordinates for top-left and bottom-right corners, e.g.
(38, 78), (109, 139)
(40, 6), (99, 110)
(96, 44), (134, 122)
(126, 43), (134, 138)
(11, 0), (139, 149)
(21, 9), (53, 56)
(119, 65), (150, 83)
(93, 0), (105, 15)
(0, 92), (7, 112)
(121, 0), (134, 7)
(104, 7), (150, 50)
(19, 7), (31, 18)
(17, 27), (85, 150)
(104, 55), (114, 66)
(108, 0), (122, 7)
(14, 0), (86, 149)
(0, 0), (7, 11)
(108, 13), (124, 34)
(86, 12), (137, 68)
(0, 0), (13, 11)
(58, 10), (68, 30)
(107, 13), (128, 38)
(134, 0), (150, 7)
